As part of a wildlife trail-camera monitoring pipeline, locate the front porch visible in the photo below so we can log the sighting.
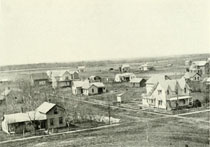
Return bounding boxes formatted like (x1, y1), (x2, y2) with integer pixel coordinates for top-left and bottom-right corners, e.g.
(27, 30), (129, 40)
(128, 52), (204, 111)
(168, 95), (193, 110)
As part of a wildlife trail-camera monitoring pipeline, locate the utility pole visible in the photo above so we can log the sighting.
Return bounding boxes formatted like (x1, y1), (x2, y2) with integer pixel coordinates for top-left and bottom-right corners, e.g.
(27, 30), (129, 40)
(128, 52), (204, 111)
(108, 91), (114, 125)
(175, 73), (179, 110)
(108, 101), (111, 125)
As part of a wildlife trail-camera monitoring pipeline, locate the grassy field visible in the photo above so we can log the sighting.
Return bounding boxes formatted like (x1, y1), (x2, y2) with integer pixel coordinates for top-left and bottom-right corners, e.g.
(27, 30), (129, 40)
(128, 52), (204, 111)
(2, 116), (209, 147)
(183, 111), (210, 122)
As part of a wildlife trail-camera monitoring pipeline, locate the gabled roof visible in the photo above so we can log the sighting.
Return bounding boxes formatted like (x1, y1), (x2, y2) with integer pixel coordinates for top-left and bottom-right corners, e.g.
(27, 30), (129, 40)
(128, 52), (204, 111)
(89, 75), (101, 79)
(36, 102), (56, 114)
(82, 82), (105, 89)
(91, 82), (105, 88)
(192, 61), (207, 66)
(159, 78), (187, 92)
(121, 64), (130, 68)
(31, 73), (49, 80)
(146, 75), (170, 84)
(73, 80), (89, 88)
(78, 66), (85, 69)
(183, 72), (201, 79)
(130, 78), (144, 83)
(69, 71), (78, 74)
(140, 63), (153, 67)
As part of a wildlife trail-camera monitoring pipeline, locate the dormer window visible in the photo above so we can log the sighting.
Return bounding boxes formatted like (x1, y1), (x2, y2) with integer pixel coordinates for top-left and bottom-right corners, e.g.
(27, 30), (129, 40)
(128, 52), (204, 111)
(184, 88), (187, 93)
(158, 90), (162, 95)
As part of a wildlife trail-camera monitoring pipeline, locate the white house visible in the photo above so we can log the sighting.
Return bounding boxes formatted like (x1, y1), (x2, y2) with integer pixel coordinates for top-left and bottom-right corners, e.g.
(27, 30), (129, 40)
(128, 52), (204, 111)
(77, 66), (85, 72)
(48, 70), (80, 89)
(72, 80), (89, 95)
(142, 78), (193, 110)
(115, 73), (136, 82)
(120, 64), (130, 73)
(139, 63), (154, 71)
(83, 82), (106, 96)
(2, 102), (66, 134)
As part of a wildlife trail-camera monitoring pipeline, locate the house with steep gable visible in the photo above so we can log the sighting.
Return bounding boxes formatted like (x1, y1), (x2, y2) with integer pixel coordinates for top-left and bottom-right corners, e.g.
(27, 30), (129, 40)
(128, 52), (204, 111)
(2, 102), (66, 134)
(142, 78), (193, 110)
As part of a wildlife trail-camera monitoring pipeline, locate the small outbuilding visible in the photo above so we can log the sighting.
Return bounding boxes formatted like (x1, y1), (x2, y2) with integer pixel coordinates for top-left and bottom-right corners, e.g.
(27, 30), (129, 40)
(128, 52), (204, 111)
(88, 75), (102, 83)
(139, 63), (154, 71)
(115, 73), (136, 82)
(130, 78), (147, 87)
(120, 64), (130, 73)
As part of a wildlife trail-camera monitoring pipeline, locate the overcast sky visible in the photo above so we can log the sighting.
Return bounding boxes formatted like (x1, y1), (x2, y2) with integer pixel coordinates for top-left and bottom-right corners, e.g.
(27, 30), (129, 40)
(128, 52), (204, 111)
(0, 0), (209, 66)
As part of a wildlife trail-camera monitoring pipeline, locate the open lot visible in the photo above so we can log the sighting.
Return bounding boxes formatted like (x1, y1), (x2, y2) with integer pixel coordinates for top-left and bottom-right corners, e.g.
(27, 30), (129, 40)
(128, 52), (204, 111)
(2, 114), (209, 147)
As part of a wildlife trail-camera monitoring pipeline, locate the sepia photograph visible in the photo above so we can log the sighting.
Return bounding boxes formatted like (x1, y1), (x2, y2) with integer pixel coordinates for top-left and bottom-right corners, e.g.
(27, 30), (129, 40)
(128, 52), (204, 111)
(0, 0), (209, 146)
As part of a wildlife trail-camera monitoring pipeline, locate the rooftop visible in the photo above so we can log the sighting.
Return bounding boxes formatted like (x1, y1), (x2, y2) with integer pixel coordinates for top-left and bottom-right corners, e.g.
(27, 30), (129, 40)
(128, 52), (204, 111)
(130, 78), (144, 83)
(31, 72), (49, 80)
(36, 102), (56, 114)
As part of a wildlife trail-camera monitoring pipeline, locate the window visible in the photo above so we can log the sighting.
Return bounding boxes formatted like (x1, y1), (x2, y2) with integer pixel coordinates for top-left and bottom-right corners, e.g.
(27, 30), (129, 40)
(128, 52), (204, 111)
(183, 99), (186, 104)
(92, 88), (94, 93)
(158, 100), (162, 106)
(59, 117), (63, 124)
(158, 90), (162, 95)
(54, 107), (58, 114)
(39, 81), (46, 85)
(184, 88), (187, 93)
(50, 118), (54, 126)
(167, 90), (169, 95)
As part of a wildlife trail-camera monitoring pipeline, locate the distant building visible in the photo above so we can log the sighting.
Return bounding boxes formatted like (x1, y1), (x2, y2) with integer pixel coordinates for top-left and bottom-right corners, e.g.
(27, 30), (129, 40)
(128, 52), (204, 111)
(47, 70), (79, 88)
(72, 80), (89, 95)
(139, 63), (154, 71)
(30, 72), (50, 86)
(185, 59), (192, 66)
(130, 78), (147, 87)
(189, 61), (209, 77)
(50, 71), (72, 88)
(182, 72), (202, 82)
(88, 75), (102, 83)
(0, 78), (11, 84)
(83, 82), (106, 96)
(72, 80), (106, 96)
(2, 102), (66, 134)
(120, 64), (130, 73)
(142, 78), (193, 110)
(78, 66), (85, 72)
(69, 71), (80, 80)
(114, 73), (136, 83)
(0, 87), (23, 104)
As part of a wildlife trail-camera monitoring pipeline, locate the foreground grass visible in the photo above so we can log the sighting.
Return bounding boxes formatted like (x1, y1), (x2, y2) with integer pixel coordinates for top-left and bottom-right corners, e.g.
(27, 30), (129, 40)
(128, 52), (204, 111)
(2, 113), (209, 147)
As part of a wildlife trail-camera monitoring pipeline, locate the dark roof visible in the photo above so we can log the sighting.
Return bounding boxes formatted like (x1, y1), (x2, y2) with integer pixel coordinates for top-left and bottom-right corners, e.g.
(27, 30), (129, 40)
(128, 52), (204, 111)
(31, 73), (49, 80)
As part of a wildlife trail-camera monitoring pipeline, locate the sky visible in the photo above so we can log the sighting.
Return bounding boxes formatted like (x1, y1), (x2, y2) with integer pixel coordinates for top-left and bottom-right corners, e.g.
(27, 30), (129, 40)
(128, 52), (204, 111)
(0, 0), (209, 66)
